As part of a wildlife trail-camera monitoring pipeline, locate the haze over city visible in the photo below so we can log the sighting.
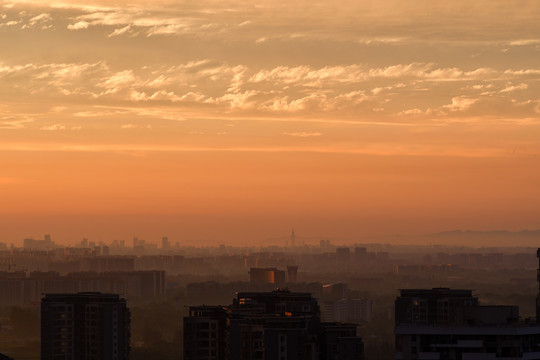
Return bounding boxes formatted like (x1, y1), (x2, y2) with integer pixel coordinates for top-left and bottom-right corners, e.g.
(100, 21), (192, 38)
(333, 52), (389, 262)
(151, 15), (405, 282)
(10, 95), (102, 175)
(1, 0), (539, 246)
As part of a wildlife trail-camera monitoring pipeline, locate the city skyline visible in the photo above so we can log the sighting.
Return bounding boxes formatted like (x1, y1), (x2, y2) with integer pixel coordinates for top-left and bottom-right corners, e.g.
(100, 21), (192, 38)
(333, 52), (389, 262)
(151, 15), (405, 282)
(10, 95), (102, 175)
(1, 0), (539, 245)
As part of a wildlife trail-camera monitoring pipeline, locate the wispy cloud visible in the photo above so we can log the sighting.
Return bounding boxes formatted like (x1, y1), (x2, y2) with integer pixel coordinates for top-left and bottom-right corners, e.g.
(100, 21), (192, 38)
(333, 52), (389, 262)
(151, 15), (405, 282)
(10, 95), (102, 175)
(40, 123), (66, 130)
(283, 132), (322, 137)
(0, 141), (527, 158)
(1, 60), (539, 120)
(500, 83), (528, 93)
(508, 39), (540, 46)
(0, 113), (34, 129)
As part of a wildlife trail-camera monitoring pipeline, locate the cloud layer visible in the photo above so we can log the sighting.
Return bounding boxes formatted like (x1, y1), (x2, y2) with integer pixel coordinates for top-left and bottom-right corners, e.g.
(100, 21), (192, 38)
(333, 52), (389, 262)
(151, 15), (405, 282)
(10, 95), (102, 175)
(1, 0), (539, 134)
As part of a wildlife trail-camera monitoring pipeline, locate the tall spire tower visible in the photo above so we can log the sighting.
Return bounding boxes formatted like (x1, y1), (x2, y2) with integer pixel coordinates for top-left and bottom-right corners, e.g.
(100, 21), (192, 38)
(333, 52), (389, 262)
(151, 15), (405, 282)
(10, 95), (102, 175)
(290, 228), (296, 248)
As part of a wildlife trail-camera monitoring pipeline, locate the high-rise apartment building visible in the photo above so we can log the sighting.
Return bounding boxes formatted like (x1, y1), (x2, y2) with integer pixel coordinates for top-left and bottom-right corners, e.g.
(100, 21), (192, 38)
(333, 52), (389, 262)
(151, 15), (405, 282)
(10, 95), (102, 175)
(395, 249), (540, 360)
(41, 292), (130, 360)
(184, 306), (228, 360)
(184, 290), (364, 360)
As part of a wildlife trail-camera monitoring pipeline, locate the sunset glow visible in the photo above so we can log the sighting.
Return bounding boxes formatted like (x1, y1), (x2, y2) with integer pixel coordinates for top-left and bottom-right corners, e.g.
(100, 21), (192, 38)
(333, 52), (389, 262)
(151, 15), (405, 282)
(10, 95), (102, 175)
(1, 0), (539, 245)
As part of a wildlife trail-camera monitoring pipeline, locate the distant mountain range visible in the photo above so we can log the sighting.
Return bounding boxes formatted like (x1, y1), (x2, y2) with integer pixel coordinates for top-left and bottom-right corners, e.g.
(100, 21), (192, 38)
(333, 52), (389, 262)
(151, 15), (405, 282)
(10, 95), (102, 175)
(424, 229), (540, 247)
(265, 229), (540, 248)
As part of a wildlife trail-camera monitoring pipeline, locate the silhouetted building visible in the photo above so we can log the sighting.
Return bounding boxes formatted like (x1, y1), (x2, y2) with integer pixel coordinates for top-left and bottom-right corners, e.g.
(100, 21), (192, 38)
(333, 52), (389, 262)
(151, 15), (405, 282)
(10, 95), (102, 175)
(41, 292), (130, 360)
(83, 256), (135, 272)
(24, 234), (55, 250)
(354, 247), (366, 261)
(249, 268), (286, 288)
(290, 228), (296, 248)
(287, 265), (298, 283)
(536, 248), (540, 323)
(320, 239), (332, 252)
(395, 288), (478, 325)
(162, 236), (170, 250)
(0, 270), (165, 305)
(184, 290), (364, 360)
(336, 247), (350, 262)
(184, 306), (228, 360)
(320, 323), (364, 360)
(322, 299), (373, 323)
(395, 287), (540, 360)
(322, 282), (347, 301)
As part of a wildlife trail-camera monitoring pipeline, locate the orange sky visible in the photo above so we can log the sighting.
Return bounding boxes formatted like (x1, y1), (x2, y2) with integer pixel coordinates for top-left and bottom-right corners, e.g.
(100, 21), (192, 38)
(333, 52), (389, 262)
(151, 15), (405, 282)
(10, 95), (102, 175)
(1, 0), (539, 245)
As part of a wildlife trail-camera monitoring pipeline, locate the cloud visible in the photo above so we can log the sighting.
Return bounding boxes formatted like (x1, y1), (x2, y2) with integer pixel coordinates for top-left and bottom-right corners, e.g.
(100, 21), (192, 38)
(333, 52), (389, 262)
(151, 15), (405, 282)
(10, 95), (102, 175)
(283, 132), (322, 137)
(508, 39), (540, 46)
(0, 20), (21, 27)
(27, 12), (51, 25)
(500, 83), (528, 93)
(74, 109), (128, 117)
(0, 141), (530, 159)
(3, 0), (540, 50)
(98, 70), (136, 94)
(206, 90), (259, 110)
(0, 62), (108, 98)
(28, 13), (49, 21)
(146, 23), (184, 37)
(441, 97), (479, 113)
(1, 59), (539, 120)
(504, 69), (540, 76)
(120, 123), (151, 129)
(0, 11), (53, 29)
(107, 24), (132, 37)
(40, 123), (66, 130)
(0, 114), (33, 129)
(264, 93), (327, 112)
(67, 21), (89, 30)
(248, 63), (503, 89)
(399, 108), (424, 115)
(62, 6), (203, 38)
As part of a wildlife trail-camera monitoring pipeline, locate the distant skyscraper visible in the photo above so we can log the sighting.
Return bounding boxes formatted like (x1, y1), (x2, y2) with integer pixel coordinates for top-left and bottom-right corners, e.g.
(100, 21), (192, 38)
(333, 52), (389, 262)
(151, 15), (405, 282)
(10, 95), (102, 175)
(41, 292), (130, 360)
(290, 228), (296, 248)
(162, 236), (170, 250)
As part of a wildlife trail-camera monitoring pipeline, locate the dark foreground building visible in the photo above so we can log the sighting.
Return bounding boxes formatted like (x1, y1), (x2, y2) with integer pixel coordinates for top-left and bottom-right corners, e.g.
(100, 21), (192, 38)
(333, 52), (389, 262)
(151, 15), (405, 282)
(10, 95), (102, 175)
(184, 290), (364, 360)
(395, 248), (540, 360)
(41, 292), (130, 360)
